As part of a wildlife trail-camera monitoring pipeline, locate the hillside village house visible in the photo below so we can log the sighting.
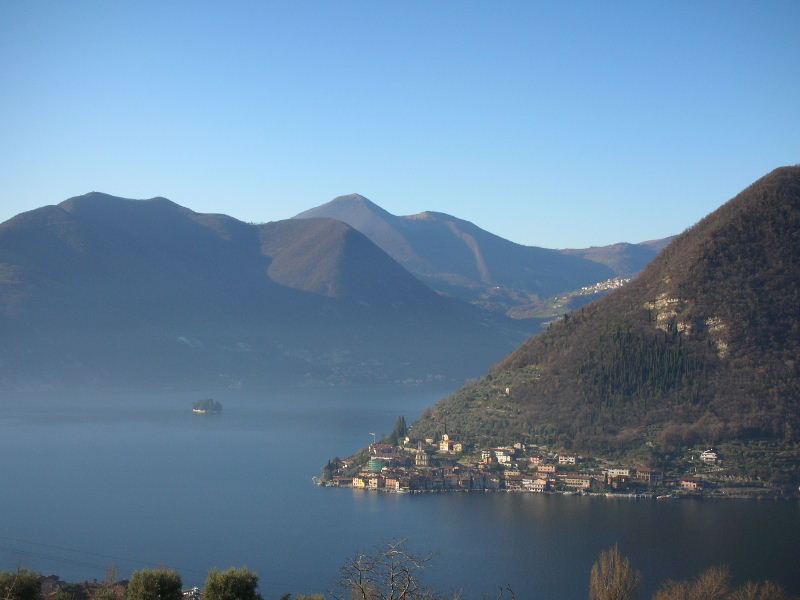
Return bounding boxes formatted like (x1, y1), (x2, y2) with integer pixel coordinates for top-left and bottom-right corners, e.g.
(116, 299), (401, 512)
(493, 448), (515, 464)
(700, 449), (720, 463)
(438, 433), (467, 453)
(606, 467), (632, 478)
(370, 443), (394, 455)
(439, 438), (457, 453)
(558, 453), (578, 465)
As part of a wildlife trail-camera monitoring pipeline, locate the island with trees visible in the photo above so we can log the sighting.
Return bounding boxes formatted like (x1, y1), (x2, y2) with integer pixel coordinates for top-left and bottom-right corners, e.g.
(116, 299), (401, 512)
(192, 399), (222, 414)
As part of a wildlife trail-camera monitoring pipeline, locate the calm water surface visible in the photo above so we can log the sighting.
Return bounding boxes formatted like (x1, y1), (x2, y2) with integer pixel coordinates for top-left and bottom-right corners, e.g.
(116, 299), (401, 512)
(1, 387), (798, 599)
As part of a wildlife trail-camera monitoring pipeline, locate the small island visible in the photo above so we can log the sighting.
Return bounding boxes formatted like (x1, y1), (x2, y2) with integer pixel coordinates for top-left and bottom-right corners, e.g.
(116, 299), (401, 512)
(192, 398), (222, 414)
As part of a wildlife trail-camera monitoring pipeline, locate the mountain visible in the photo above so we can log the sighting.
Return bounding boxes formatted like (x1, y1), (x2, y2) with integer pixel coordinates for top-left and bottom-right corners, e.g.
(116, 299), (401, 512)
(412, 167), (800, 480)
(0, 193), (537, 390)
(561, 236), (677, 277)
(295, 195), (619, 313)
(295, 194), (674, 318)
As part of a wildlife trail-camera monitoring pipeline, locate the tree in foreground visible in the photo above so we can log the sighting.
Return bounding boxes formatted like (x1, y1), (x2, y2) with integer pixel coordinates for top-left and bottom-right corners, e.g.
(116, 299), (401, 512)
(334, 540), (519, 600)
(0, 569), (41, 600)
(334, 540), (441, 600)
(652, 566), (730, 600)
(126, 568), (182, 600)
(729, 581), (791, 600)
(652, 566), (790, 600)
(93, 586), (121, 600)
(589, 545), (640, 600)
(204, 567), (262, 600)
(55, 583), (89, 600)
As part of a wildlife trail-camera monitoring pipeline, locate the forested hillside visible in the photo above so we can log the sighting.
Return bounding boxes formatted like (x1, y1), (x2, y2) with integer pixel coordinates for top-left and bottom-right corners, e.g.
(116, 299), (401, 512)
(413, 167), (800, 481)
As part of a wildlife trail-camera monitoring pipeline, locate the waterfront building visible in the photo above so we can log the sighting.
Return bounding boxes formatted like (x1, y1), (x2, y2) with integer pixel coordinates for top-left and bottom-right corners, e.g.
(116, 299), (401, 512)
(522, 478), (549, 492)
(635, 467), (664, 484)
(681, 477), (703, 491)
(562, 474), (600, 490)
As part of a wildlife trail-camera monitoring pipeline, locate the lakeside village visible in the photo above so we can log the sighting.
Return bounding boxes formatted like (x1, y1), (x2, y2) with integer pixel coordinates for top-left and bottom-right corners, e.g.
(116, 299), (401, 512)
(319, 429), (780, 499)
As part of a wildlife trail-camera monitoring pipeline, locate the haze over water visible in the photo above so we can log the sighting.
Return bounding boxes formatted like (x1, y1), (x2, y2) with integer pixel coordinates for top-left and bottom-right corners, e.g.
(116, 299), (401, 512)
(1, 387), (798, 599)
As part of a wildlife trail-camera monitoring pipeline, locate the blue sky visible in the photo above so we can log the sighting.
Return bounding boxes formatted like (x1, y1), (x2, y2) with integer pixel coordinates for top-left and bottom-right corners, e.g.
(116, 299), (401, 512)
(1, 1), (798, 248)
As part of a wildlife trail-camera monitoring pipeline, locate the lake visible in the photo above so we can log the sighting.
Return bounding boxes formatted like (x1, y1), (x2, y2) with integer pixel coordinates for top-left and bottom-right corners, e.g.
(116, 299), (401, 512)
(1, 387), (798, 599)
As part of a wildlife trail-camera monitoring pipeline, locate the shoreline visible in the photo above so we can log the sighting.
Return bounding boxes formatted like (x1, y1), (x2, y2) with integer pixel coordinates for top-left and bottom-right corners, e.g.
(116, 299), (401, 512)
(317, 483), (796, 501)
(319, 484), (800, 502)
(321, 434), (798, 500)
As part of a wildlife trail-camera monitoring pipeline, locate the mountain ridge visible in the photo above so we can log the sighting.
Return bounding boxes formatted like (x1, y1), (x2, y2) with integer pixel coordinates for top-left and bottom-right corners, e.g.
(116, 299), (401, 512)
(295, 195), (672, 316)
(0, 193), (537, 390)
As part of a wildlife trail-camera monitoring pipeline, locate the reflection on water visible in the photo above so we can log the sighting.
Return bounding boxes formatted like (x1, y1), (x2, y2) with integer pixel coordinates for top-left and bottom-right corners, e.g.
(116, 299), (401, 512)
(0, 388), (798, 599)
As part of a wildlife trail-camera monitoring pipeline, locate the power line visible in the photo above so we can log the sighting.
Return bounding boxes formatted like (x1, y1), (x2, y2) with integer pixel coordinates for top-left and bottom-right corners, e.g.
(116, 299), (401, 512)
(0, 545), (112, 572)
(0, 535), (207, 578)
(0, 534), (295, 589)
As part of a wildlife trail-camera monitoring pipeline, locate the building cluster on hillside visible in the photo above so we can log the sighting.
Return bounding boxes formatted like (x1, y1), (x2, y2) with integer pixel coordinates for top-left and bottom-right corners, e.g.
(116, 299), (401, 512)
(324, 434), (719, 495)
(575, 276), (632, 296)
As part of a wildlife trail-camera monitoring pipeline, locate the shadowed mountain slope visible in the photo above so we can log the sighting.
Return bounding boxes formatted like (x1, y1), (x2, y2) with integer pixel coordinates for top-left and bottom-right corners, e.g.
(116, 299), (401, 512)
(412, 167), (800, 474)
(0, 193), (536, 390)
(295, 194), (673, 316)
(295, 195), (616, 308)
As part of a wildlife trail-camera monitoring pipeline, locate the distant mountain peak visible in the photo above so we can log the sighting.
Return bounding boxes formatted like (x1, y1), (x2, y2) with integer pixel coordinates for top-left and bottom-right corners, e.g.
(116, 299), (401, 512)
(331, 193), (371, 203)
(328, 193), (384, 210)
(295, 193), (395, 221)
